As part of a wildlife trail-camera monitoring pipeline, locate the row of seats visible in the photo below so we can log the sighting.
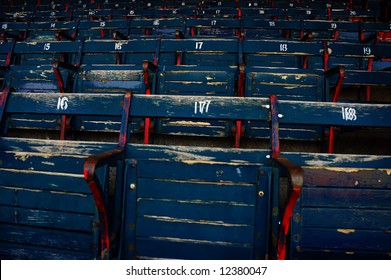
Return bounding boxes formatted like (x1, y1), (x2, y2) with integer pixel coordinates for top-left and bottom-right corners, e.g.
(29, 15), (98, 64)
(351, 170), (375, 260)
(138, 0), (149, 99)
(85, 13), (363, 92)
(1, 91), (390, 259)
(1, 38), (390, 149)
(2, 17), (391, 41)
(1, 0), (386, 22)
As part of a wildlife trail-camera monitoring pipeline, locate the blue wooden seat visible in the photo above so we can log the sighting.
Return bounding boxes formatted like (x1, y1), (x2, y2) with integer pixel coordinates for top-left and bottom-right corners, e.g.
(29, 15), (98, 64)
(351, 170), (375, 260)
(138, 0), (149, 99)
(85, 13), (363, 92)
(0, 91), (130, 259)
(1, 41), (81, 134)
(154, 65), (238, 138)
(72, 64), (150, 134)
(288, 157), (391, 259)
(270, 96), (391, 259)
(82, 94), (275, 260)
(244, 66), (341, 141)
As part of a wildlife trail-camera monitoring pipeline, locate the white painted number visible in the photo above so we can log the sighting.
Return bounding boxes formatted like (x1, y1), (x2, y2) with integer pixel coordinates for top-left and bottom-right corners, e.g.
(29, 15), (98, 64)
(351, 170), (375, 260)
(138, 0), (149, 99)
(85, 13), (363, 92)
(211, 20), (217, 26)
(1, 24), (7, 29)
(216, 9), (220, 14)
(195, 41), (203, 50)
(259, 10), (265, 14)
(50, 23), (56, 28)
(153, 19), (160, 26)
(194, 100), (211, 114)
(306, 10), (312, 15)
(363, 47), (371, 55)
(280, 44), (288, 52)
(57, 97), (68, 110)
(331, 23), (337, 29)
(350, 10), (357, 16)
(100, 21), (106, 27)
(43, 43), (51, 51)
(341, 107), (357, 121)
(269, 21), (276, 27)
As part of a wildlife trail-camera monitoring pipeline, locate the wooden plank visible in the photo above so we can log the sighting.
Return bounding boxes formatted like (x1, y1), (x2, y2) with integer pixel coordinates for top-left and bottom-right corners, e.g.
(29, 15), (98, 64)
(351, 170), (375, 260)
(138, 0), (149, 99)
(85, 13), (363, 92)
(129, 95), (269, 120)
(82, 39), (157, 53)
(0, 223), (95, 253)
(0, 242), (94, 260)
(0, 169), (89, 193)
(182, 53), (238, 66)
(160, 38), (240, 52)
(157, 120), (228, 137)
(302, 168), (391, 188)
(291, 249), (391, 260)
(137, 198), (255, 225)
(0, 151), (84, 173)
(0, 137), (117, 155)
(282, 152), (391, 168)
(243, 39), (323, 55)
(136, 217), (255, 244)
(125, 144), (271, 165)
(136, 238), (253, 260)
(300, 208), (391, 229)
(300, 228), (391, 251)
(0, 206), (95, 232)
(301, 187), (391, 209)
(0, 186), (94, 214)
(13, 41), (80, 53)
(278, 100), (391, 127)
(162, 81), (231, 95)
(5, 92), (124, 116)
(137, 159), (260, 183)
(137, 178), (257, 204)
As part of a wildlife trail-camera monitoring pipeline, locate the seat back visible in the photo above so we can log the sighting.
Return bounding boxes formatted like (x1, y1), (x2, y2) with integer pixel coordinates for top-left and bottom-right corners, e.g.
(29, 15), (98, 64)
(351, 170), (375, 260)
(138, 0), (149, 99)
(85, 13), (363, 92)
(120, 94), (274, 259)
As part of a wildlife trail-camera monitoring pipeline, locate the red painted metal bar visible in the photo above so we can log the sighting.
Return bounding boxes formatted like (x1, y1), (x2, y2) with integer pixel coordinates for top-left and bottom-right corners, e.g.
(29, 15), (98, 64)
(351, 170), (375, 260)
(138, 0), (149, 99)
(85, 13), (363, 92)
(142, 61), (158, 144)
(234, 63), (246, 148)
(83, 92), (131, 259)
(0, 86), (10, 124)
(326, 66), (345, 153)
(5, 41), (15, 66)
(270, 95), (304, 260)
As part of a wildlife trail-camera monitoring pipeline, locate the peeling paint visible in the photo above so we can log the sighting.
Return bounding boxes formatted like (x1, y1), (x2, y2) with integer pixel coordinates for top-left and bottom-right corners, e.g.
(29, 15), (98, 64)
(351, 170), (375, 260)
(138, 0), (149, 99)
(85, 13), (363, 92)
(149, 236), (251, 247)
(182, 160), (253, 166)
(143, 215), (248, 227)
(42, 161), (55, 166)
(0, 168), (84, 178)
(337, 229), (356, 234)
(306, 166), (391, 174)
(166, 121), (211, 126)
